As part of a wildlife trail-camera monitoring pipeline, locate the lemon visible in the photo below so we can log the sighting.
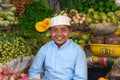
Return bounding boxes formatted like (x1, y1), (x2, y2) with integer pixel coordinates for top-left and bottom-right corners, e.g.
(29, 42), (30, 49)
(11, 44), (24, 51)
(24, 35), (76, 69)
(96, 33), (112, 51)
(92, 56), (99, 62)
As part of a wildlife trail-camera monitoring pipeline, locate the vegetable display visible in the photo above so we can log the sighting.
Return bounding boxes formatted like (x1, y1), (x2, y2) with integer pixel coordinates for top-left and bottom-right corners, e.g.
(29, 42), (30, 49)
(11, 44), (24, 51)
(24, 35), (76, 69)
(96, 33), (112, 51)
(0, 31), (32, 64)
(0, 63), (29, 80)
(15, 1), (54, 39)
(0, 4), (17, 27)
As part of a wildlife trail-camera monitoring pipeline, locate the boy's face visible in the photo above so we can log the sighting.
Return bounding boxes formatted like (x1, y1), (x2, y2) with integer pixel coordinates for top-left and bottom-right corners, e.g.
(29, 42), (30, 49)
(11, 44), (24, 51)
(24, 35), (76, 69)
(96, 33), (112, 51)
(50, 25), (71, 47)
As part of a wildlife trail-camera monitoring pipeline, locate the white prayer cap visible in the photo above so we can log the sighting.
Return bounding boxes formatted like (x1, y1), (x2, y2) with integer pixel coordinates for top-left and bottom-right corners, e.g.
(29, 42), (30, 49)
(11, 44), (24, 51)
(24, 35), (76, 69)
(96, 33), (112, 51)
(50, 15), (70, 27)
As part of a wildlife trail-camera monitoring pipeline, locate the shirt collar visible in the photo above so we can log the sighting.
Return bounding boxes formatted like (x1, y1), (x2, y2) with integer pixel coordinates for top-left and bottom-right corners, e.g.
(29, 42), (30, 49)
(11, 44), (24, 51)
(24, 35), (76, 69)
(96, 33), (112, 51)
(52, 39), (71, 49)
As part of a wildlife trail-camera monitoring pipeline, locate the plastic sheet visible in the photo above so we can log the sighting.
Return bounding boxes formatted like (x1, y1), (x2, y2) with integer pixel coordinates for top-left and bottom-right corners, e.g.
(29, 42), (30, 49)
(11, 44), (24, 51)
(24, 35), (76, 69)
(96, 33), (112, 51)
(4, 55), (34, 73)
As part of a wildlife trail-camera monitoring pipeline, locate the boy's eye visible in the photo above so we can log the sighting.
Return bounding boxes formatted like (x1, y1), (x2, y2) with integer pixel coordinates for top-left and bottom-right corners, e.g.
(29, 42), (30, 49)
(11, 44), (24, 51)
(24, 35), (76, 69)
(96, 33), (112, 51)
(51, 29), (58, 32)
(62, 29), (67, 32)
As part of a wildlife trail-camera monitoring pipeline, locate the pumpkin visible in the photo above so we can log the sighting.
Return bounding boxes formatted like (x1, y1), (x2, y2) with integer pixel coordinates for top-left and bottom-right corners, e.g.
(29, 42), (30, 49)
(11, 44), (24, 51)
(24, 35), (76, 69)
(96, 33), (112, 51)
(35, 18), (50, 32)
(35, 22), (47, 32)
(43, 18), (50, 29)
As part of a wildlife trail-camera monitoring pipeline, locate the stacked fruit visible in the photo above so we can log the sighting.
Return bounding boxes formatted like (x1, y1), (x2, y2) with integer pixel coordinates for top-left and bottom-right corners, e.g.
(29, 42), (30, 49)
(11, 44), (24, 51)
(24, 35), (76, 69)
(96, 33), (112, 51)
(0, 31), (32, 64)
(77, 0), (120, 13)
(86, 8), (120, 26)
(70, 32), (91, 45)
(0, 3), (17, 27)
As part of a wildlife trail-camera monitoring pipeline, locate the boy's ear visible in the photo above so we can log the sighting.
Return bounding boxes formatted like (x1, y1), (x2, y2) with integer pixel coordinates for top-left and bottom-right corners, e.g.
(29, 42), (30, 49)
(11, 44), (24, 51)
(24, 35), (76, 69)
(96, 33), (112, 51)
(69, 29), (72, 34)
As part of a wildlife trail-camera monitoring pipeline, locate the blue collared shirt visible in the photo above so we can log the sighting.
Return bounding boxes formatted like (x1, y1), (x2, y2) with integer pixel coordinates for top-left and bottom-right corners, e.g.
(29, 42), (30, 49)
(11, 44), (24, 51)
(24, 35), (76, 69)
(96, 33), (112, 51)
(29, 39), (87, 80)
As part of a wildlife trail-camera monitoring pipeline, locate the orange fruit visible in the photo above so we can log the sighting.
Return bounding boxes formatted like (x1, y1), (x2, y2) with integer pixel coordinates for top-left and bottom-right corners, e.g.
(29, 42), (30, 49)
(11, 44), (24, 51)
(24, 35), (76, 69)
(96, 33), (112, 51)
(98, 77), (106, 80)
(92, 56), (99, 62)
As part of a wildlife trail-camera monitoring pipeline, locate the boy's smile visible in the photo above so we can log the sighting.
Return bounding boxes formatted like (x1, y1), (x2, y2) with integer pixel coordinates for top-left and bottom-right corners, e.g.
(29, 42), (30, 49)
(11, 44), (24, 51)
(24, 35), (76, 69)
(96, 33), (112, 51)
(50, 25), (71, 47)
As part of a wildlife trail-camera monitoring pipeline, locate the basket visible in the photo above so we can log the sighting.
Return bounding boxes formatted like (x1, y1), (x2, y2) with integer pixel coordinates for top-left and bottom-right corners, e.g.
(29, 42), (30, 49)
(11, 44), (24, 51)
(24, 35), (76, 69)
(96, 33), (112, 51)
(10, 0), (33, 5)
(24, 0), (33, 5)
(90, 23), (118, 36)
(89, 44), (120, 57)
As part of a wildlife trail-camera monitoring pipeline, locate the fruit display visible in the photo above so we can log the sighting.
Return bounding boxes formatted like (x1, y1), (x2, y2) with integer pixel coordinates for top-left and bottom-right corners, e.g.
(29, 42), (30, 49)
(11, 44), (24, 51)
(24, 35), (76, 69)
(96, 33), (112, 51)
(0, 0), (120, 80)
(70, 32), (91, 45)
(0, 3), (17, 27)
(86, 8), (120, 25)
(77, 0), (120, 13)
(0, 31), (32, 64)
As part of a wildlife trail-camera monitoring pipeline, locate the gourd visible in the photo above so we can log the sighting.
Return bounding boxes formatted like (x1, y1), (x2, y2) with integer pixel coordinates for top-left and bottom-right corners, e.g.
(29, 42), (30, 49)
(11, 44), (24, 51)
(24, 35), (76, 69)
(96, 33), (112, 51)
(0, 3), (17, 27)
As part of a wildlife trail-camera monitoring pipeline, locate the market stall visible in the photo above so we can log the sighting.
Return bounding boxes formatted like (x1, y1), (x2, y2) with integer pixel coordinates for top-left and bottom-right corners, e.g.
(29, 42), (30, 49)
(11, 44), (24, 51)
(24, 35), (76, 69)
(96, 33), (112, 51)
(0, 0), (120, 80)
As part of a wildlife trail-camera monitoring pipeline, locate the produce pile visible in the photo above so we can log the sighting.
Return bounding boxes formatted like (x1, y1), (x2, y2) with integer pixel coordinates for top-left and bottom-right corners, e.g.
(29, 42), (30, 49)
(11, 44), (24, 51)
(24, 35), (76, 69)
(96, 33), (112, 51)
(14, 0), (120, 48)
(0, 4), (17, 27)
(76, 0), (120, 13)
(0, 31), (32, 64)
(0, 63), (28, 80)
(15, 1), (54, 39)
(53, 9), (89, 32)
(90, 35), (120, 45)
(70, 32), (90, 45)
(86, 8), (120, 25)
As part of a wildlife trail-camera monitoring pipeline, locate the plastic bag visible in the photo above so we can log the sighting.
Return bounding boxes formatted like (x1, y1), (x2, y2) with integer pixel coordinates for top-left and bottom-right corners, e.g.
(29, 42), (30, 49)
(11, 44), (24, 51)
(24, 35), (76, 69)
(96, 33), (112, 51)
(115, 0), (120, 6)
(4, 55), (34, 73)
(106, 58), (120, 80)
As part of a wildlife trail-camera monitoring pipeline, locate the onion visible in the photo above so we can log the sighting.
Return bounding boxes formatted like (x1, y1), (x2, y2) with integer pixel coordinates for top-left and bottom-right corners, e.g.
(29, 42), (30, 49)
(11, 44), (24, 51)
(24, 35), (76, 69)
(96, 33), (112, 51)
(22, 76), (29, 80)
(8, 68), (14, 75)
(11, 73), (18, 80)
(3, 75), (9, 80)
(19, 72), (27, 78)
(0, 74), (3, 80)
(2, 67), (9, 75)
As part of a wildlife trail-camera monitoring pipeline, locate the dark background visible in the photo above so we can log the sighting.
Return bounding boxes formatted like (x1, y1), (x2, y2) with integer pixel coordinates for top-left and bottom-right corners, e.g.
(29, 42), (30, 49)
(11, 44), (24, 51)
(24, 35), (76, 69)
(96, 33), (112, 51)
(88, 68), (111, 80)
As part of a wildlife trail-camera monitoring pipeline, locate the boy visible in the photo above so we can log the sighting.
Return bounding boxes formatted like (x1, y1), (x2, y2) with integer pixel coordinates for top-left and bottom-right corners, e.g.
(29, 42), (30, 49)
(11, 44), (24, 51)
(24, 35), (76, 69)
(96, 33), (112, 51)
(29, 15), (87, 80)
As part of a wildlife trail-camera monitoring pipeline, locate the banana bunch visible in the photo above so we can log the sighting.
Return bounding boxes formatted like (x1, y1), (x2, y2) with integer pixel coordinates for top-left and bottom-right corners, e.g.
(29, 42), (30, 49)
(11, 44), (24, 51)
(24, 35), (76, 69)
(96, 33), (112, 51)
(0, 31), (32, 64)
